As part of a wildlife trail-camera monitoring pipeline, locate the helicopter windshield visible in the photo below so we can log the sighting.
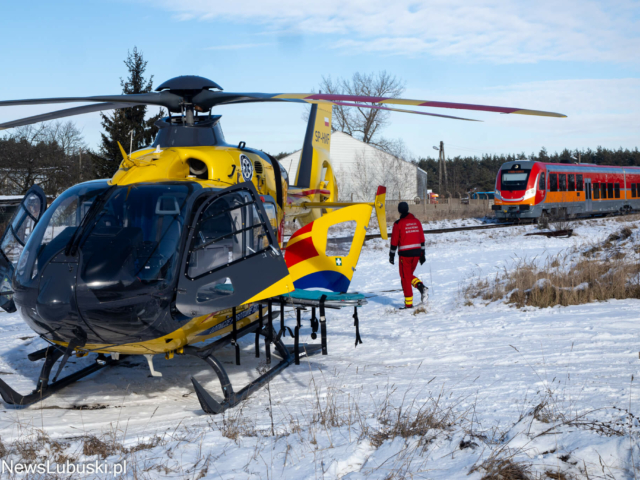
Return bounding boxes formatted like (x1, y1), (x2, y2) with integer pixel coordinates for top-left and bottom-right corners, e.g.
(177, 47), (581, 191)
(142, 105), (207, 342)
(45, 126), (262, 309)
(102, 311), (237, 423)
(15, 181), (111, 284)
(77, 183), (194, 298)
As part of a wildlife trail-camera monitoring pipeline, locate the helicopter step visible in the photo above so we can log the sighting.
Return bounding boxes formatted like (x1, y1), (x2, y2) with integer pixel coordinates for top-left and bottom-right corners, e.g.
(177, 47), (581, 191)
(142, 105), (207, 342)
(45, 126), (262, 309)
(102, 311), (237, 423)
(0, 345), (118, 408)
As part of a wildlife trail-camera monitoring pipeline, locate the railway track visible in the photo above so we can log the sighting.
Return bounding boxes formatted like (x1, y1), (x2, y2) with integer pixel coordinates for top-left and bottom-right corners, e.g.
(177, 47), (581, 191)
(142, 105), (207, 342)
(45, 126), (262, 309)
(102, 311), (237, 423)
(282, 210), (640, 247)
(283, 222), (518, 247)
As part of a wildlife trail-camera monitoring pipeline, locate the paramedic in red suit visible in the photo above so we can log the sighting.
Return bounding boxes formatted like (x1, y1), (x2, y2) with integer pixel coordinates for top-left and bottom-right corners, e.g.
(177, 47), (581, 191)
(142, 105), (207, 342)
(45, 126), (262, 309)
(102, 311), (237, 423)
(389, 202), (427, 309)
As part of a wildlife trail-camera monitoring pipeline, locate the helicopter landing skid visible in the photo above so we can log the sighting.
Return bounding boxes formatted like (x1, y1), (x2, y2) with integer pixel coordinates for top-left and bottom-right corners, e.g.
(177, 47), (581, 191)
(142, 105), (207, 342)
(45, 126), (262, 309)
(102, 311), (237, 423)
(182, 304), (324, 415)
(183, 330), (293, 415)
(0, 346), (118, 408)
(184, 338), (324, 415)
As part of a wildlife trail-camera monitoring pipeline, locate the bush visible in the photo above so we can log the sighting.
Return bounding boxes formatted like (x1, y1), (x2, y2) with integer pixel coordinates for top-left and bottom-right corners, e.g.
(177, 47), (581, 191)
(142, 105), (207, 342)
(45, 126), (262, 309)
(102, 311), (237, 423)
(465, 226), (640, 308)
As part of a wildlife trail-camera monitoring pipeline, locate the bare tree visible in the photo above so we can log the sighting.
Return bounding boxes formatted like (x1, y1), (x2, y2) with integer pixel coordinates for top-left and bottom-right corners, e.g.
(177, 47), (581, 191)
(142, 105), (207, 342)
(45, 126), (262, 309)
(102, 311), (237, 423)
(0, 121), (87, 195)
(10, 121), (86, 156)
(318, 71), (405, 151)
(342, 148), (416, 202)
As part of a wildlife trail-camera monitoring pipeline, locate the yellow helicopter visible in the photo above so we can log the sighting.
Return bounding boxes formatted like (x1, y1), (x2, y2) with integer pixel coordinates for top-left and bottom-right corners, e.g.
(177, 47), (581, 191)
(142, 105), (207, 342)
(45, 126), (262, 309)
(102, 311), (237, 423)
(0, 76), (565, 413)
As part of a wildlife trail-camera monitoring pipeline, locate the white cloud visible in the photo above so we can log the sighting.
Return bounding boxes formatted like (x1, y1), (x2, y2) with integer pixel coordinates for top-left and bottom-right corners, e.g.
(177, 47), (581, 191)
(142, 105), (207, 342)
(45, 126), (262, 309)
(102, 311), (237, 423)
(151, 0), (640, 63)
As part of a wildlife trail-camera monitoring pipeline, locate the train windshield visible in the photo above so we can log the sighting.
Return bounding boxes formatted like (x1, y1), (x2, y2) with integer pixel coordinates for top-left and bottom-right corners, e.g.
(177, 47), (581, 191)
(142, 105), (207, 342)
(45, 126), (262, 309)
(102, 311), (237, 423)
(501, 170), (531, 191)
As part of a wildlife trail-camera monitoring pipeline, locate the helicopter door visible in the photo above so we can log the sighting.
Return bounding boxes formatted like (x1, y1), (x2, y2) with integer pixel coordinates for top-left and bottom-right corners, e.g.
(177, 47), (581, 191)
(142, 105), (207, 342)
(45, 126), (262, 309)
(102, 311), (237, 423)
(0, 186), (47, 312)
(176, 183), (292, 317)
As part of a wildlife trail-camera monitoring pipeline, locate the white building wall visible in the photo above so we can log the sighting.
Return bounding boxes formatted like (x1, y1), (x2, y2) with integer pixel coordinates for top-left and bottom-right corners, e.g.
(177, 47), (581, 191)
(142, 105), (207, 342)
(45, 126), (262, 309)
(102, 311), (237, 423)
(281, 132), (423, 202)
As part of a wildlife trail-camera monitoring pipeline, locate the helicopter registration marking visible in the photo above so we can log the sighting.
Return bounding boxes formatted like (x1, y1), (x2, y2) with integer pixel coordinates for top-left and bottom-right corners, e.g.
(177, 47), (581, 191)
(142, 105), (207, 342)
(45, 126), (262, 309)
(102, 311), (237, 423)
(314, 131), (330, 145)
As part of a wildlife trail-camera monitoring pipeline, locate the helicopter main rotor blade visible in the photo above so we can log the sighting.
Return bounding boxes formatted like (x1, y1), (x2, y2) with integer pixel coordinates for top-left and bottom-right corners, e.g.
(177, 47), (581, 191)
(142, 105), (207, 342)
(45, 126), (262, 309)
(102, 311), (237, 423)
(214, 96), (480, 121)
(0, 92), (183, 111)
(0, 102), (140, 130)
(316, 100), (481, 121)
(200, 91), (567, 118)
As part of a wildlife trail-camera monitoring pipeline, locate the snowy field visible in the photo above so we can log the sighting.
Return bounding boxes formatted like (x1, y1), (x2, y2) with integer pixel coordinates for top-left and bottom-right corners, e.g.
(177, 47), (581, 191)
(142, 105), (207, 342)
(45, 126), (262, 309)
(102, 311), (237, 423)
(1, 216), (639, 479)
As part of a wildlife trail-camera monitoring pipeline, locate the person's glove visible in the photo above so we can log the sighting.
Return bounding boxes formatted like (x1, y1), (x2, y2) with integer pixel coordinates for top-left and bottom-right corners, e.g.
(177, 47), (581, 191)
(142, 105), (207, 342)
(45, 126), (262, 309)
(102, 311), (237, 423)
(420, 254), (426, 265)
(389, 253), (395, 265)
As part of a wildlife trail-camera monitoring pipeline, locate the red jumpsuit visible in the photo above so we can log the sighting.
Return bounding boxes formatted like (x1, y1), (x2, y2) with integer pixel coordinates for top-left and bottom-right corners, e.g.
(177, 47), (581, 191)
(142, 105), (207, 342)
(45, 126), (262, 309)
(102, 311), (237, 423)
(390, 213), (425, 307)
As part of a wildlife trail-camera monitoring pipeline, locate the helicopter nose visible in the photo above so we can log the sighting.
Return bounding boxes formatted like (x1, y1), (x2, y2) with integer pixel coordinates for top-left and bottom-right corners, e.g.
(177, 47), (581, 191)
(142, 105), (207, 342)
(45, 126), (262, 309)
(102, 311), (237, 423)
(36, 261), (78, 324)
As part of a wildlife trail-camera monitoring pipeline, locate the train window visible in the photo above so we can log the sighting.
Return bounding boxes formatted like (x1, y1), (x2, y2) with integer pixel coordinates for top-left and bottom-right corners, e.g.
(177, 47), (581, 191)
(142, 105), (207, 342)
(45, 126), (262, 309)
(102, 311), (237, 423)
(615, 183), (620, 198)
(559, 174), (567, 191)
(601, 183), (607, 199)
(633, 183), (637, 198)
(593, 183), (600, 199)
(539, 172), (546, 191)
(568, 174), (575, 192)
(608, 183), (614, 199)
(500, 169), (531, 191)
(577, 174), (583, 191)
(549, 174), (558, 192)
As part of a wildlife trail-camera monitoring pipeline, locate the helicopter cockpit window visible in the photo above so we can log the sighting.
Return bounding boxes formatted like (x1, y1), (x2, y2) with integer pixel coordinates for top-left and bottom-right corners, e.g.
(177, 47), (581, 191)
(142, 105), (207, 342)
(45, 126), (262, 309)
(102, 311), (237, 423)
(15, 182), (109, 283)
(77, 183), (193, 298)
(263, 203), (278, 231)
(1, 191), (43, 267)
(187, 190), (272, 279)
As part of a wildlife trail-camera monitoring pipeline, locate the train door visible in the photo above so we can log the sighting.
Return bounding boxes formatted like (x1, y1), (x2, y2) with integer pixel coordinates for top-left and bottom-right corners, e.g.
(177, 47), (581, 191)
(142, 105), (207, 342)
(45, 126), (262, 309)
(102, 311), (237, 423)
(0, 186), (48, 312)
(584, 179), (592, 213)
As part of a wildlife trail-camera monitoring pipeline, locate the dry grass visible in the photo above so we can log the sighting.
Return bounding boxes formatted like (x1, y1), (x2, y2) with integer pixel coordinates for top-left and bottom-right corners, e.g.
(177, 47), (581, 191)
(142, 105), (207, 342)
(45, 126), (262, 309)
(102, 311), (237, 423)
(368, 392), (455, 448)
(215, 408), (258, 441)
(464, 225), (640, 308)
(82, 435), (120, 459)
(545, 471), (569, 480)
(470, 456), (532, 480)
(82, 432), (162, 458)
(10, 430), (74, 465)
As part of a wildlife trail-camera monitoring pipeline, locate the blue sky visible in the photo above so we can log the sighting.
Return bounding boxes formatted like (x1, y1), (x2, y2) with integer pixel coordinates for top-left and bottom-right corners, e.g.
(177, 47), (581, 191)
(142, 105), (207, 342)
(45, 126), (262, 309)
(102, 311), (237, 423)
(1, 0), (639, 159)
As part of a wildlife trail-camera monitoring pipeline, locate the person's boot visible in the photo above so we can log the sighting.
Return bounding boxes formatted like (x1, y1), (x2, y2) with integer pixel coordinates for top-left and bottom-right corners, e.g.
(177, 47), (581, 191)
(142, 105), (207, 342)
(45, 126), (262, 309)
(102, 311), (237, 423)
(417, 282), (428, 304)
(399, 304), (414, 310)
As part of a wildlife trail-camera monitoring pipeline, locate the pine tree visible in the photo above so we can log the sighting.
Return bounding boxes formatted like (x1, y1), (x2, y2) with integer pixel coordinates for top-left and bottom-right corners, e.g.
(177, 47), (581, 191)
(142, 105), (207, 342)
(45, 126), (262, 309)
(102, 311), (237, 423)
(94, 47), (163, 178)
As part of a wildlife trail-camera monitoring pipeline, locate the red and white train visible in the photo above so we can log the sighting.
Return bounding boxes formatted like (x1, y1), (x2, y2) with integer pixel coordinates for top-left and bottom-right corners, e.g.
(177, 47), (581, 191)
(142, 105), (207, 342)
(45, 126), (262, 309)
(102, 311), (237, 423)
(493, 161), (640, 221)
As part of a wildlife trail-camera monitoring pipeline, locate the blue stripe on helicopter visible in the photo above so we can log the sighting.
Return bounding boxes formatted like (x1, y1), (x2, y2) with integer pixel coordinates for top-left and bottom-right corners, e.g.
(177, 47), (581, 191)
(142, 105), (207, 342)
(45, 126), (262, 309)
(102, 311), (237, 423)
(293, 271), (351, 293)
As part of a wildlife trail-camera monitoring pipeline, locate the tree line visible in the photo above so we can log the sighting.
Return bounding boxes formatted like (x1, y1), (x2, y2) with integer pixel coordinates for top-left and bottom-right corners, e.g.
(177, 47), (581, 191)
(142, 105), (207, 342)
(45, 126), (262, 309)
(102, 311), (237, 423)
(416, 147), (640, 197)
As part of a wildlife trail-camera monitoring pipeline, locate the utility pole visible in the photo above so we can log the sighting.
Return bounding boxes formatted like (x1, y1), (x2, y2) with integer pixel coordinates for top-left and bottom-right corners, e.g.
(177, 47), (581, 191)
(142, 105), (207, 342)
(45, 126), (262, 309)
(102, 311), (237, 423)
(433, 141), (448, 199)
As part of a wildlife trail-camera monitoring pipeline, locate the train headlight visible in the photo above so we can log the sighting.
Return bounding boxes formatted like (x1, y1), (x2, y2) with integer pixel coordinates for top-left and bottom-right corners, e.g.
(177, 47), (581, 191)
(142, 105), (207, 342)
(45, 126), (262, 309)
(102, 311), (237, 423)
(524, 188), (536, 200)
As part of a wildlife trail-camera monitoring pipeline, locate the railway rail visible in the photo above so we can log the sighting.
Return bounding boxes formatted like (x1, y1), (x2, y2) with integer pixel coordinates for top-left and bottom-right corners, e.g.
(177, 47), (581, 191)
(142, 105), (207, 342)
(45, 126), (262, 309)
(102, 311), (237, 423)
(284, 210), (639, 247)
(283, 222), (518, 247)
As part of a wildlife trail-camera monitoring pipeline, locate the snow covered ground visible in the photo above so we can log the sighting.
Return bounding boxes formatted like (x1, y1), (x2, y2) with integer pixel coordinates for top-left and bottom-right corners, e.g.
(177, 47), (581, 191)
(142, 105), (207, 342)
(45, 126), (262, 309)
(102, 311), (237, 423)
(0, 216), (639, 479)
